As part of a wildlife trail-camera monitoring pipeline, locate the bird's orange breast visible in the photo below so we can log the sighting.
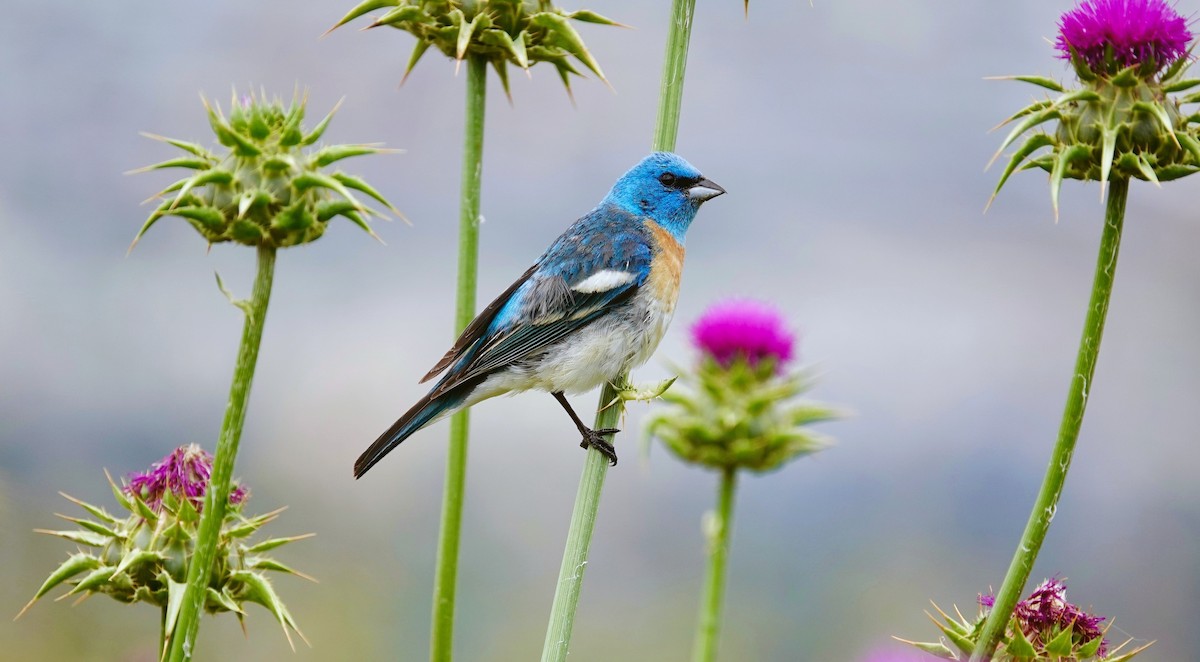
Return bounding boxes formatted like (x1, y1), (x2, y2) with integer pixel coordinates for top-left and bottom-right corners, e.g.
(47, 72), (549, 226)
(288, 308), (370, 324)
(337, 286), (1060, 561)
(645, 220), (685, 305)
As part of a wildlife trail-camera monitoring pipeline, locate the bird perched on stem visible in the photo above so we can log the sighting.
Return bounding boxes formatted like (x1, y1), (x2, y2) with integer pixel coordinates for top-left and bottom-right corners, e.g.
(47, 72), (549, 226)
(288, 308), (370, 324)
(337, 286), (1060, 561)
(355, 152), (724, 478)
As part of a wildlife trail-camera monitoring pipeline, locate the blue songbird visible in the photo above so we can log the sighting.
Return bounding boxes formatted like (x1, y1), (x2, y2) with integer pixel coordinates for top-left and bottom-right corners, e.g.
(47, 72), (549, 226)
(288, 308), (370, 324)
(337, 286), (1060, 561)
(355, 152), (724, 477)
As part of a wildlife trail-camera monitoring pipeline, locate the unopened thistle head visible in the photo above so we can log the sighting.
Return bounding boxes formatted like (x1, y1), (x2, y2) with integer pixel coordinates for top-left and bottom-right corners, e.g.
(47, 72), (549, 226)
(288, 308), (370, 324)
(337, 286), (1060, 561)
(900, 578), (1152, 661)
(19, 445), (311, 650)
(132, 88), (400, 250)
(645, 299), (837, 472)
(990, 0), (1200, 216)
(328, 0), (622, 98)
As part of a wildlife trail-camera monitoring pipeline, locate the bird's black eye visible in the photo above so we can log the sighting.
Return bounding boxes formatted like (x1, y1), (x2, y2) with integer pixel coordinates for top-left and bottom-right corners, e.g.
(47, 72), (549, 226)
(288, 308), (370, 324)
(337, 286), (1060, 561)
(659, 172), (676, 186)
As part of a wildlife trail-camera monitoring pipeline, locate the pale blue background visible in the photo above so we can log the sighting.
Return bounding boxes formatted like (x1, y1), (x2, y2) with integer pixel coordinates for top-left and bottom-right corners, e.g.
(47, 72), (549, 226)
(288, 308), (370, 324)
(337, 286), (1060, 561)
(2, 1), (1197, 659)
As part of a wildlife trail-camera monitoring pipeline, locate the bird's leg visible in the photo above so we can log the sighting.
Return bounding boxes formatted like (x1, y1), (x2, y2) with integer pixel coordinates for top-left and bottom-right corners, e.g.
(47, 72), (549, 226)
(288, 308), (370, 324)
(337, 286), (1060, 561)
(552, 391), (619, 466)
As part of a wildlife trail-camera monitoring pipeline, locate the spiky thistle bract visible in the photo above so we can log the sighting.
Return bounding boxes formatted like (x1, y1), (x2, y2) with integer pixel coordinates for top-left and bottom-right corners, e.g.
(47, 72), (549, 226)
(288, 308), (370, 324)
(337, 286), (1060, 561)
(898, 579), (1153, 661)
(18, 445), (312, 651)
(132, 89), (400, 251)
(989, 0), (1200, 217)
(327, 0), (622, 98)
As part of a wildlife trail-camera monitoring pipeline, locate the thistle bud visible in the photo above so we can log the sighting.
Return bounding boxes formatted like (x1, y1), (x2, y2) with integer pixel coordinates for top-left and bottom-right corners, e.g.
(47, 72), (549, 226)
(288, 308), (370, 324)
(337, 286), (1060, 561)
(19, 445), (311, 649)
(645, 299), (838, 472)
(990, 0), (1200, 216)
(900, 578), (1152, 661)
(328, 0), (622, 98)
(132, 89), (400, 250)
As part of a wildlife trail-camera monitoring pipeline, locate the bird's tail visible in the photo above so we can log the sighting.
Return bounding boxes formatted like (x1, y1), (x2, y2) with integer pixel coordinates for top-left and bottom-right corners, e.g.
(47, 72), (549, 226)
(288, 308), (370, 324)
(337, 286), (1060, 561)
(354, 386), (468, 478)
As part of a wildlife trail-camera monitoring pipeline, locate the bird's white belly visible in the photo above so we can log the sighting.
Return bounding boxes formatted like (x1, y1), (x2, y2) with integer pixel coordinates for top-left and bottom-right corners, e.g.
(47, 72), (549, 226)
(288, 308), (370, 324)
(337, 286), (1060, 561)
(468, 294), (676, 403)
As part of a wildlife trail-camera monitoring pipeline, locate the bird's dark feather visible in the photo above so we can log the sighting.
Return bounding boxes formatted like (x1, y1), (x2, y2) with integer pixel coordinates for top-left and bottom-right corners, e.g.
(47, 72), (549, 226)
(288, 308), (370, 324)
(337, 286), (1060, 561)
(354, 375), (482, 478)
(434, 284), (641, 394)
(420, 264), (539, 383)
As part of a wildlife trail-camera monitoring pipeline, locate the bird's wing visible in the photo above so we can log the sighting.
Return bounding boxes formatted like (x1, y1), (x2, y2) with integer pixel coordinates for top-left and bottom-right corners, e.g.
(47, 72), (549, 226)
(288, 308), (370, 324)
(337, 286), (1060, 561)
(420, 263), (538, 383)
(444, 271), (643, 387)
(424, 208), (654, 396)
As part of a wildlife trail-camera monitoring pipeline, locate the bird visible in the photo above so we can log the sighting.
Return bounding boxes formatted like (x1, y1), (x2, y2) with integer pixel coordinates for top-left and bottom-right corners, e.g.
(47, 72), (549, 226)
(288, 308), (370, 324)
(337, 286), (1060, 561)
(354, 152), (724, 478)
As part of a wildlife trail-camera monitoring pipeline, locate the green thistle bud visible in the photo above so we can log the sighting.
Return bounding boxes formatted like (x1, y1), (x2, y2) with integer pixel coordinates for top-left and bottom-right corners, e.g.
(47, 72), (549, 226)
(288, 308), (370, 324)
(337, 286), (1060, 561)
(328, 0), (622, 98)
(132, 89), (401, 250)
(644, 300), (838, 472)
(899, 579), (1153, 661)
(18, 445), (311, 650)
(989, 0), (1200, 217)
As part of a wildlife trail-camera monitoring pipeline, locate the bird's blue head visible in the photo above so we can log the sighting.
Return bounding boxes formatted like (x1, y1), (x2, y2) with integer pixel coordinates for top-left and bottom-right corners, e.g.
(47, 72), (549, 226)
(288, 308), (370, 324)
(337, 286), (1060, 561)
(604, 152), (725, 241)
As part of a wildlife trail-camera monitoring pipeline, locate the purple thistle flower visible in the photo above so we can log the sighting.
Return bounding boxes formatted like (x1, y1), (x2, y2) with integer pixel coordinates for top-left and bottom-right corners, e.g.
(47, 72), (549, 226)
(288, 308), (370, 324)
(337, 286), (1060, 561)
(1056, 0), (1192, 73)
(691, 298), (796, 370)
(1017, 578), (1107, 655)
(125, 444), (247, 512)
(982, 578), (1108, 657)
(859, 646), (928, 662)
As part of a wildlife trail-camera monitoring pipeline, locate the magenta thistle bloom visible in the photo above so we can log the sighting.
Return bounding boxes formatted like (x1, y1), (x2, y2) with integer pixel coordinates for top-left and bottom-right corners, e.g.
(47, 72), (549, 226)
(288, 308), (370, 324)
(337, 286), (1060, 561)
(982, 578), (1108, 657)
(859, 646), (928, 662)
(125, 444), (247, 512)
(691, 298), (796, 369)
(1056, 0), (1192, 73)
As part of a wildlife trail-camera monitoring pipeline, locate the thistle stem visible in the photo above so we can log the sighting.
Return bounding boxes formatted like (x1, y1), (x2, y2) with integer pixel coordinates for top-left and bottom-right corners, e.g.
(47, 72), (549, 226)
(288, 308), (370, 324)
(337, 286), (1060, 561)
(970, 178), (1128, 661)
(166, 244), (276, 662)
(430, 53), (486, 662)
(693, 467), (737, 662)
(654, 0), (696, 153)
(539, 1), (697, 659)
(539, 422), (616, 662)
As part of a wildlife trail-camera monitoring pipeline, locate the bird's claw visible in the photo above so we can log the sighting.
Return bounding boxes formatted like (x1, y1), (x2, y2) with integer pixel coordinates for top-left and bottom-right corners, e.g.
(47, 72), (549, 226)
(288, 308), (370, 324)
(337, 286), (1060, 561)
(579, 427), (620, 466)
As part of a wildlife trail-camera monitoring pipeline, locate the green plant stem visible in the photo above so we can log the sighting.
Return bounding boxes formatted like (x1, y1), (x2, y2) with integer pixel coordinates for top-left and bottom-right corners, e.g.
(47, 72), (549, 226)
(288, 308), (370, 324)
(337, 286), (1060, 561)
(970, 178), (1128, 661)
(693, 467), (737, 662)
(540, 1), (697, 660)
(654, 0), (695, 153)
(539, 422), (616, 662)
(430, 53), (487, 662)
(166, 244), (276, 662)
(160, 605), (168, 660)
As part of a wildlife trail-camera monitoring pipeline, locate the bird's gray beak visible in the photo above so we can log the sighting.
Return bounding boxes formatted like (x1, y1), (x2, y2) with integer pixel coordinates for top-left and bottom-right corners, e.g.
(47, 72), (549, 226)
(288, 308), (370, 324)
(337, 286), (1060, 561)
(688, 177), (726, 202)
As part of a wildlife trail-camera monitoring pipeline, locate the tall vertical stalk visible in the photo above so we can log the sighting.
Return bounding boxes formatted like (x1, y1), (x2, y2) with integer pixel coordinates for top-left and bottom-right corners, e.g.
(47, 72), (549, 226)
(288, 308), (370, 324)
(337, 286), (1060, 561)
(970, 178), (1129, 661)
(692, 467), (736, 662)
(654, 0), (695, 153)
(430, 53), (487, 662)
(540, 1), (697, 660)
(166, 244), (277, 662)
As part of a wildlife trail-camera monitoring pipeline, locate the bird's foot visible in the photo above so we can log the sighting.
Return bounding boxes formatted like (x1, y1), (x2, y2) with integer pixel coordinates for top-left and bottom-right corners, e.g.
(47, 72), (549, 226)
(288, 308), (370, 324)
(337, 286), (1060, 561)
(579, 428), (620, 466)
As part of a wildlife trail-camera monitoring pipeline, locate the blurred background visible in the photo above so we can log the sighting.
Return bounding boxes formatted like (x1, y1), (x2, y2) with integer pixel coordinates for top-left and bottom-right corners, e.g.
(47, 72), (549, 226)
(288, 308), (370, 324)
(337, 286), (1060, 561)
(3, 1), (1198, 659)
